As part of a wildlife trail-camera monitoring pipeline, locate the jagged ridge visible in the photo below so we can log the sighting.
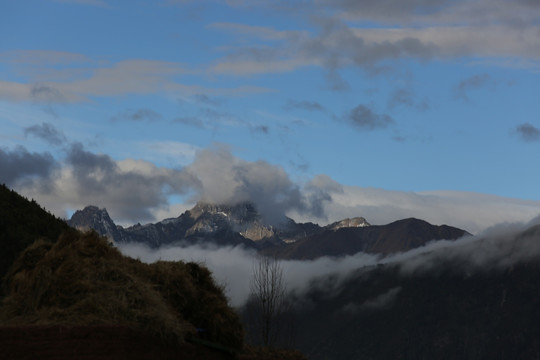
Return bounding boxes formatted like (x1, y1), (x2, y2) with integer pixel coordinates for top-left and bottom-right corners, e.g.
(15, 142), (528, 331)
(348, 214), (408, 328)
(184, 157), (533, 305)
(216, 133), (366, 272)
(68, 202), (469, 258)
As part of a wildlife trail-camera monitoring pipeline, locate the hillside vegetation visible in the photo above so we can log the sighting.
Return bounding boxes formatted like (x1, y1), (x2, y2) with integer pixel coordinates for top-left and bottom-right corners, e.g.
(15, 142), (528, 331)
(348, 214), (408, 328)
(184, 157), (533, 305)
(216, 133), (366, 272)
(0, 229), (244, 351)
(0, 184), (245, 354)
(0, 184), (69, 291)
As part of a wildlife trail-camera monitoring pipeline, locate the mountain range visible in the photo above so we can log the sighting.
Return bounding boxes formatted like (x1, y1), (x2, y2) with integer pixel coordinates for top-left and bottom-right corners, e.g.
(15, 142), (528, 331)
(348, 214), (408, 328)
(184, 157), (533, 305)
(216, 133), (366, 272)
(68, 203), (469, 259)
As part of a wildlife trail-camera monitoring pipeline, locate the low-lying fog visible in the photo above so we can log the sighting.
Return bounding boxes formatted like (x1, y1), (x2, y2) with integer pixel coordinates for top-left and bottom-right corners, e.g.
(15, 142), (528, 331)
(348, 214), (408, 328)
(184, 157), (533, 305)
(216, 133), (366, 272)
(119, 214), (540, 307)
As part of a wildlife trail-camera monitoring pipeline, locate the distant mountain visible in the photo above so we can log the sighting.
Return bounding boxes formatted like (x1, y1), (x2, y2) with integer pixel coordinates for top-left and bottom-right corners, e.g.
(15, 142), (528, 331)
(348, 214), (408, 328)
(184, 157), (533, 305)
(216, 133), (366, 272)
(68, 202), (346, 248)
(69, 206), (124, 242)
(69, 202), (285, 248)
(288, 223), (540, 360)
(69, 203), (469, 259)
(267, 218), (470, 260)
(0, 184), (69, 290)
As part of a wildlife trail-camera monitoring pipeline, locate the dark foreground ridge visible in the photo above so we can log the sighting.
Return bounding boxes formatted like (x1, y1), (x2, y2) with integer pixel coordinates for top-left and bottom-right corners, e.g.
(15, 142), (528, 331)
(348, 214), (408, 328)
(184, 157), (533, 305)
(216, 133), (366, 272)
(0, 325), (234, 360)
(0, 184), (69, 292)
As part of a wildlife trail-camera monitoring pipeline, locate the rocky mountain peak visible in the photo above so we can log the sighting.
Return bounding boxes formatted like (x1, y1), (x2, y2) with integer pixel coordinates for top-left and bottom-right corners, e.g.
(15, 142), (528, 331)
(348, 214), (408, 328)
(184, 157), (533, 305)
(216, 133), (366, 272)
(68, 205), (120, 242)
(189, 201), (259, 223)
(327, 217), (371, 231)
(187, 201), (278, 242)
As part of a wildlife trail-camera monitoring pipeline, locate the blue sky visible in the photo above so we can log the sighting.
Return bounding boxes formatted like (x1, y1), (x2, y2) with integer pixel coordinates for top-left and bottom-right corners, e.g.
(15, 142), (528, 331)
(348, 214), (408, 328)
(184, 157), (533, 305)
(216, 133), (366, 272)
(2, 0), (540, 232)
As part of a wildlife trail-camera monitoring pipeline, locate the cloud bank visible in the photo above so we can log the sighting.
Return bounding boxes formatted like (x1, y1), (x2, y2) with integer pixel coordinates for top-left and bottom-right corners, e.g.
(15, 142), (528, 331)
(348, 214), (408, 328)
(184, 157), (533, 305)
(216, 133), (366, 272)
(296, 181), (540, 234)
(5, 138), (331, 225)
(5, 129), (540, 232)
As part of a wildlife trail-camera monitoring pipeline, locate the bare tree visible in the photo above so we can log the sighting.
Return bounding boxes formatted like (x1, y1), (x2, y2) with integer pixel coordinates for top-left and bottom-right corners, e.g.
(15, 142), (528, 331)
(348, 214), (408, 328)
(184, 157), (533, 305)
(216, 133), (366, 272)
(248, 254), (288, 348)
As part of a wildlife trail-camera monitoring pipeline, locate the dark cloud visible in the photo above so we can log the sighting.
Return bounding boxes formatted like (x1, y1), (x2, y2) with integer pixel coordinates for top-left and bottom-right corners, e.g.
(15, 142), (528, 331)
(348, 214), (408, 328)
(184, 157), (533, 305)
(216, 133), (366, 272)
(0, 146), (57, 186)
(318, 0), (531, 27)
(64, 142), (198, 222)
(515, 123), (540, 142)
(321, 0), (452, 22)
(251, 125), (270, 134)
(12, 144), (330, 225)
(30, 83), (65, 102)
(303, 17), (436, 69)
(66, 142), (117, 177)
(285, 100), (326, 112)
(110, 108), (162, 122)
(173, 116), (206, 128)
(24, 122), (67, 146)
(347, 104), (394, 130)
(453, 73), (491, 101)
(212, 16), (437, 80)
(193, 94), (222, 107)
(388, 88), (429, 111)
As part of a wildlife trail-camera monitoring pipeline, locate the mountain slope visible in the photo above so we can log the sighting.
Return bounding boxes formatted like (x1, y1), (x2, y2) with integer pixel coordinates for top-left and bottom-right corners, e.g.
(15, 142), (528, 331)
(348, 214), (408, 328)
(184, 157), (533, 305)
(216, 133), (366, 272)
(289, 223), (540, 359)
(267, 218), (470, 259)
(0, 184), (69, 290)
(69, 205), (124, 242)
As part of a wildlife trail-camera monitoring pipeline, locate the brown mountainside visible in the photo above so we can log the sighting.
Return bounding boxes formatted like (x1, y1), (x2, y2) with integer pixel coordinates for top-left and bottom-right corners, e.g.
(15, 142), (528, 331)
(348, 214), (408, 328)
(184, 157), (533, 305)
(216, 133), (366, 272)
(267, 218), (470, 260)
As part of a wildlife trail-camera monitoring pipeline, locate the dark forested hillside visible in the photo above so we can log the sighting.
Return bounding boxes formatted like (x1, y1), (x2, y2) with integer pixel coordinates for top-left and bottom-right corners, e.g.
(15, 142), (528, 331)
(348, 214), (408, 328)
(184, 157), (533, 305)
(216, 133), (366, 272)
(288, 223), (540, 360)
(0, 184), (69, 291)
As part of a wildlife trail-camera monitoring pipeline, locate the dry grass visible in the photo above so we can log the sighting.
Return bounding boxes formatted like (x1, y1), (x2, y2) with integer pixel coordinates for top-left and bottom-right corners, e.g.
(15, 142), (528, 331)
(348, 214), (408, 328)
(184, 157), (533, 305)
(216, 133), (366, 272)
(0, 230), (243, 351)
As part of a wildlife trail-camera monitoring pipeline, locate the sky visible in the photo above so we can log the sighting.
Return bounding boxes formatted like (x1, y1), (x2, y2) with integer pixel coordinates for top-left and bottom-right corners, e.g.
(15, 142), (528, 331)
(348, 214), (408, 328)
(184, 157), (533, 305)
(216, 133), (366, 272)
(2, 0), (540, 233)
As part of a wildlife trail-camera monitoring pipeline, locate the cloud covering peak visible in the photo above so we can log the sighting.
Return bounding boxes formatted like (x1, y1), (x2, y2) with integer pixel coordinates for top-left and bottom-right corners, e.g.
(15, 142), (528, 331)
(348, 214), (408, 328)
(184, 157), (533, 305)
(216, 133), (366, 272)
(183, 145), (330, 224)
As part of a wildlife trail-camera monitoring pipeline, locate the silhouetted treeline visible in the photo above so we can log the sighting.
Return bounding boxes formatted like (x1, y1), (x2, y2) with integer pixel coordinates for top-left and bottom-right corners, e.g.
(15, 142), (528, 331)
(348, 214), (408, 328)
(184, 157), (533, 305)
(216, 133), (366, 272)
(0, 184), (69, 295)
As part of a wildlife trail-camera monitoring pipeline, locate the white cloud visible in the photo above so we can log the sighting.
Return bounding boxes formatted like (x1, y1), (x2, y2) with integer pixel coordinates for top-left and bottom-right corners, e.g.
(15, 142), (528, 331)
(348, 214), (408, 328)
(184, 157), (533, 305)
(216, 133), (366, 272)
(354, 25), (540, 61)
(10, 141), (540, 232)
(292, 178), (540, 234)
(118, 241), (380, 307)
(206, 1), (540, 77)
(0, 51), (271, 103)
